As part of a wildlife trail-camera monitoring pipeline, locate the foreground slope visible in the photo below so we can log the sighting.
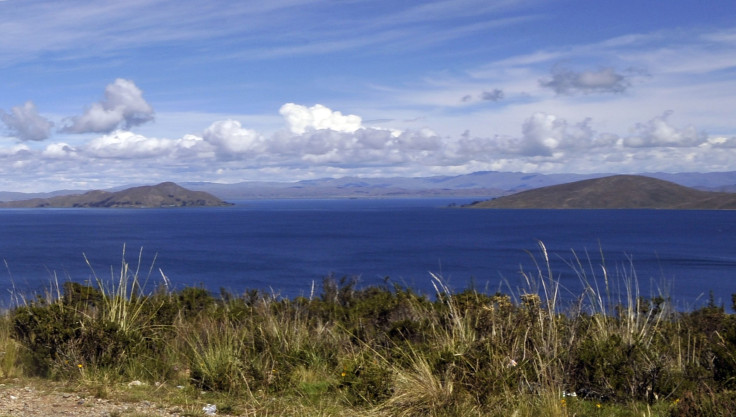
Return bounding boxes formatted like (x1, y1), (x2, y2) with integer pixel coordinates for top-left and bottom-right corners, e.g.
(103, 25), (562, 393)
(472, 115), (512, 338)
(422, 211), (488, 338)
(0, 182), (232, 208)
(465, 175), (736, 209)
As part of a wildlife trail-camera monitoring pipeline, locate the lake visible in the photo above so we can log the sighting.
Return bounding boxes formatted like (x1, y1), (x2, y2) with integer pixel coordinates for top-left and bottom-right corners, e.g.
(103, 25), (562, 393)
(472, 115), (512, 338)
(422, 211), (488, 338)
(1, 198), (735, 310)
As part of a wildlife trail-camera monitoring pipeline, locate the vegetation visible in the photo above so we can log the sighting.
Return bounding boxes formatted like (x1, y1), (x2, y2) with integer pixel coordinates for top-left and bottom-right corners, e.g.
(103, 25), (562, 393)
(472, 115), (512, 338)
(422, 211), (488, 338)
(2, 242), (736, 416)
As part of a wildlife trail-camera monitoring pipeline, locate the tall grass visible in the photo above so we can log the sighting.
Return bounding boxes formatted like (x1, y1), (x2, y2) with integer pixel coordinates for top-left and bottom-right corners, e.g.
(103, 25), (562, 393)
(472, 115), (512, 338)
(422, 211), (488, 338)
(0, 314), (20, 378)
(3, 243), (736, 416)
(183, 317), (251, 395)
(84, 244), (163, 335)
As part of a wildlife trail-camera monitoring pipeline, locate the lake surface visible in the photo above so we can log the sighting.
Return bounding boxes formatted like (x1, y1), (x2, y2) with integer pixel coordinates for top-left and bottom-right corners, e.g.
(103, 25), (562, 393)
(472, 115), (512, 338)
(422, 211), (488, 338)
(1, 198), (735, 310)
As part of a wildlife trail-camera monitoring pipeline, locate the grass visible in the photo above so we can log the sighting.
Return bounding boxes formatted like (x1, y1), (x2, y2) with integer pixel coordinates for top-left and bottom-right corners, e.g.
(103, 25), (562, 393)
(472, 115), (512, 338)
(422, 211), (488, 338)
(1, 243), (736, 416)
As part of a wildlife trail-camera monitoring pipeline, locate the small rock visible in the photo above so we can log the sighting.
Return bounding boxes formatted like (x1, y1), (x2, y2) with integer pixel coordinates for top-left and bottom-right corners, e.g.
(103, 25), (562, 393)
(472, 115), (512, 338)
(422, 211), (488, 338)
(203, 403), (217, 415)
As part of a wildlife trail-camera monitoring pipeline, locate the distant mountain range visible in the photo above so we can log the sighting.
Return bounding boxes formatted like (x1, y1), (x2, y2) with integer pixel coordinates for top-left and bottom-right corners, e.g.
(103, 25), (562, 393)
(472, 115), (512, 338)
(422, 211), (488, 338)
(2, 171), (736, 202)
(179, 171), (736, 200)
(465, 175), (736, 209)
(0, 182), (230, 208)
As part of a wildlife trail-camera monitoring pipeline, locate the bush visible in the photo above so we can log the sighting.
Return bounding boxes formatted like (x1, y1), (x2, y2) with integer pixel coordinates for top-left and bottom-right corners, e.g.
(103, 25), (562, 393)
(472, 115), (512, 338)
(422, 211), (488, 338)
(671, 391), (736, 417)
(11, 288), (151, 378)
(339, 353), (393, 406)
(12, 301), (80, 377)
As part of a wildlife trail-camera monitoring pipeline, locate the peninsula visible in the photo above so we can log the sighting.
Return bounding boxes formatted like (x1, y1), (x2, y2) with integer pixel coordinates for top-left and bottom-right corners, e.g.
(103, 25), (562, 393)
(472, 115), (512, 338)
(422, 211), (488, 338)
(465, 175), (736, 209)
(0, 182), (232, 208)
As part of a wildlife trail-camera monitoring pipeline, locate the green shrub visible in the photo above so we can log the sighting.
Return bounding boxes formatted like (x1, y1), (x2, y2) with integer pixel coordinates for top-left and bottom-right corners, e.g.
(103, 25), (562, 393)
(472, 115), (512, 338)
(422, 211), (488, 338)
(176, 286), (215, 319)
(339, 355), (393, 406)
(12, 301), (80, 377)
(671, 390), (736, 417)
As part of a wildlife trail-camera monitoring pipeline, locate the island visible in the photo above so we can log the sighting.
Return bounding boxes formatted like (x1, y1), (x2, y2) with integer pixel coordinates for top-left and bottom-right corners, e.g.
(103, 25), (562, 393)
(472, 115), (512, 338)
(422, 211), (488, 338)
(464, 175), (736, 209)
(0, 182), (233, 208)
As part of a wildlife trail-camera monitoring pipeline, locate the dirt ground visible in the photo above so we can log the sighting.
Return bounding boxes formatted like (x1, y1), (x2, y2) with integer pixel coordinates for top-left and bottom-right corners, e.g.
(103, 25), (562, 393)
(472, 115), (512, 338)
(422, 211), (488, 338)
(0, 382), (208, 417)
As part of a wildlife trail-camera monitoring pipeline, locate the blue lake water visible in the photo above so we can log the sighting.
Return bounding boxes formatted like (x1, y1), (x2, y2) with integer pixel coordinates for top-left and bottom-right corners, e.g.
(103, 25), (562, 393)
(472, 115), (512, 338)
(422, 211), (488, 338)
(1, 198), (735, 310)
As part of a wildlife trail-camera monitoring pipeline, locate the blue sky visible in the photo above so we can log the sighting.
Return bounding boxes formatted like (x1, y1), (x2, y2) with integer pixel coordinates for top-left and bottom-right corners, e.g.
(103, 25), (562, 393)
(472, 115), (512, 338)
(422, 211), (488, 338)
(1, 0), (735, 191)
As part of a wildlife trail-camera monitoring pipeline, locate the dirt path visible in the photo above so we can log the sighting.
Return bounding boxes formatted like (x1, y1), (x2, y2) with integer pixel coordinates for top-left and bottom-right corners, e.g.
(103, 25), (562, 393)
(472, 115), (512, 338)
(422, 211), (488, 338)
(0, 382), (195, 417)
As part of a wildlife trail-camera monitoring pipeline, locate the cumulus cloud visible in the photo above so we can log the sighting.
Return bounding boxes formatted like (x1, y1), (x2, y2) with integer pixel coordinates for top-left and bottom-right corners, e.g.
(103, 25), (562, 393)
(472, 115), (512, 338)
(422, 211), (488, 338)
(540, 67), (630, 95)
(518, 113), (571, 156)
(3, 101), (734, 192)
(456, 112), (600, 159)
(623, 111), (707, 147)
(42, 142), (77, 159)
(40, 103), (439, 169)
(0, 101), (54, 141)
(63, 79), (154, 134)
(266, 122), (440, 166)
(270, 104), (443, 166)
(203, 120), (263, 157)
(279, 103), (362, 134)
(85, 130), (174, 158)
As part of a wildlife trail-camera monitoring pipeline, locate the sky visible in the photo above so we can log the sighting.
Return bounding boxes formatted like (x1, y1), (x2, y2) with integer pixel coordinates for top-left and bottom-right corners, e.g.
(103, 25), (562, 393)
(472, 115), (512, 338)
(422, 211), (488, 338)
(0, 0), (735, 192)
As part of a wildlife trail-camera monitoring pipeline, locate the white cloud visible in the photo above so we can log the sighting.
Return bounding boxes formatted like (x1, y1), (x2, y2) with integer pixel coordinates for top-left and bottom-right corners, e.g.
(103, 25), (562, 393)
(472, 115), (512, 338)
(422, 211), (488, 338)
(624, 111), (707, 147)
(0, 143), (31, 157)
(2, 102), (736, 192)
(708, 136), (736, 148)
(85, 130), (174, 158)
(279, 103), (362, 134)
(454, 112), (601, 159)
(275, 126), (441, 166)
(42, 142), (77, 159)
(202, 120), (263, 157)
(266, 104), (443, 166)
(519, 113), (570, 155)
(0, 101), (54, 141)
(63, 79), (154, 134)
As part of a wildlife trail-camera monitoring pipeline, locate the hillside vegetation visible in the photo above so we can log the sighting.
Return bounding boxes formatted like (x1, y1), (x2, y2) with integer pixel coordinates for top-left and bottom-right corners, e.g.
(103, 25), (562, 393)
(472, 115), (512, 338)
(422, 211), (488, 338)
(2, 245), (736, 416)
(467, 175), (736, 209)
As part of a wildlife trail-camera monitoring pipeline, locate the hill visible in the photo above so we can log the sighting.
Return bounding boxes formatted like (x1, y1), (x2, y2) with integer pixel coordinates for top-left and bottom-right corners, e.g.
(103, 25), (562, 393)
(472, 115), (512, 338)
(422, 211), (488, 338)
(0, 182), (232, 208)
(464, 175), (736, 209)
